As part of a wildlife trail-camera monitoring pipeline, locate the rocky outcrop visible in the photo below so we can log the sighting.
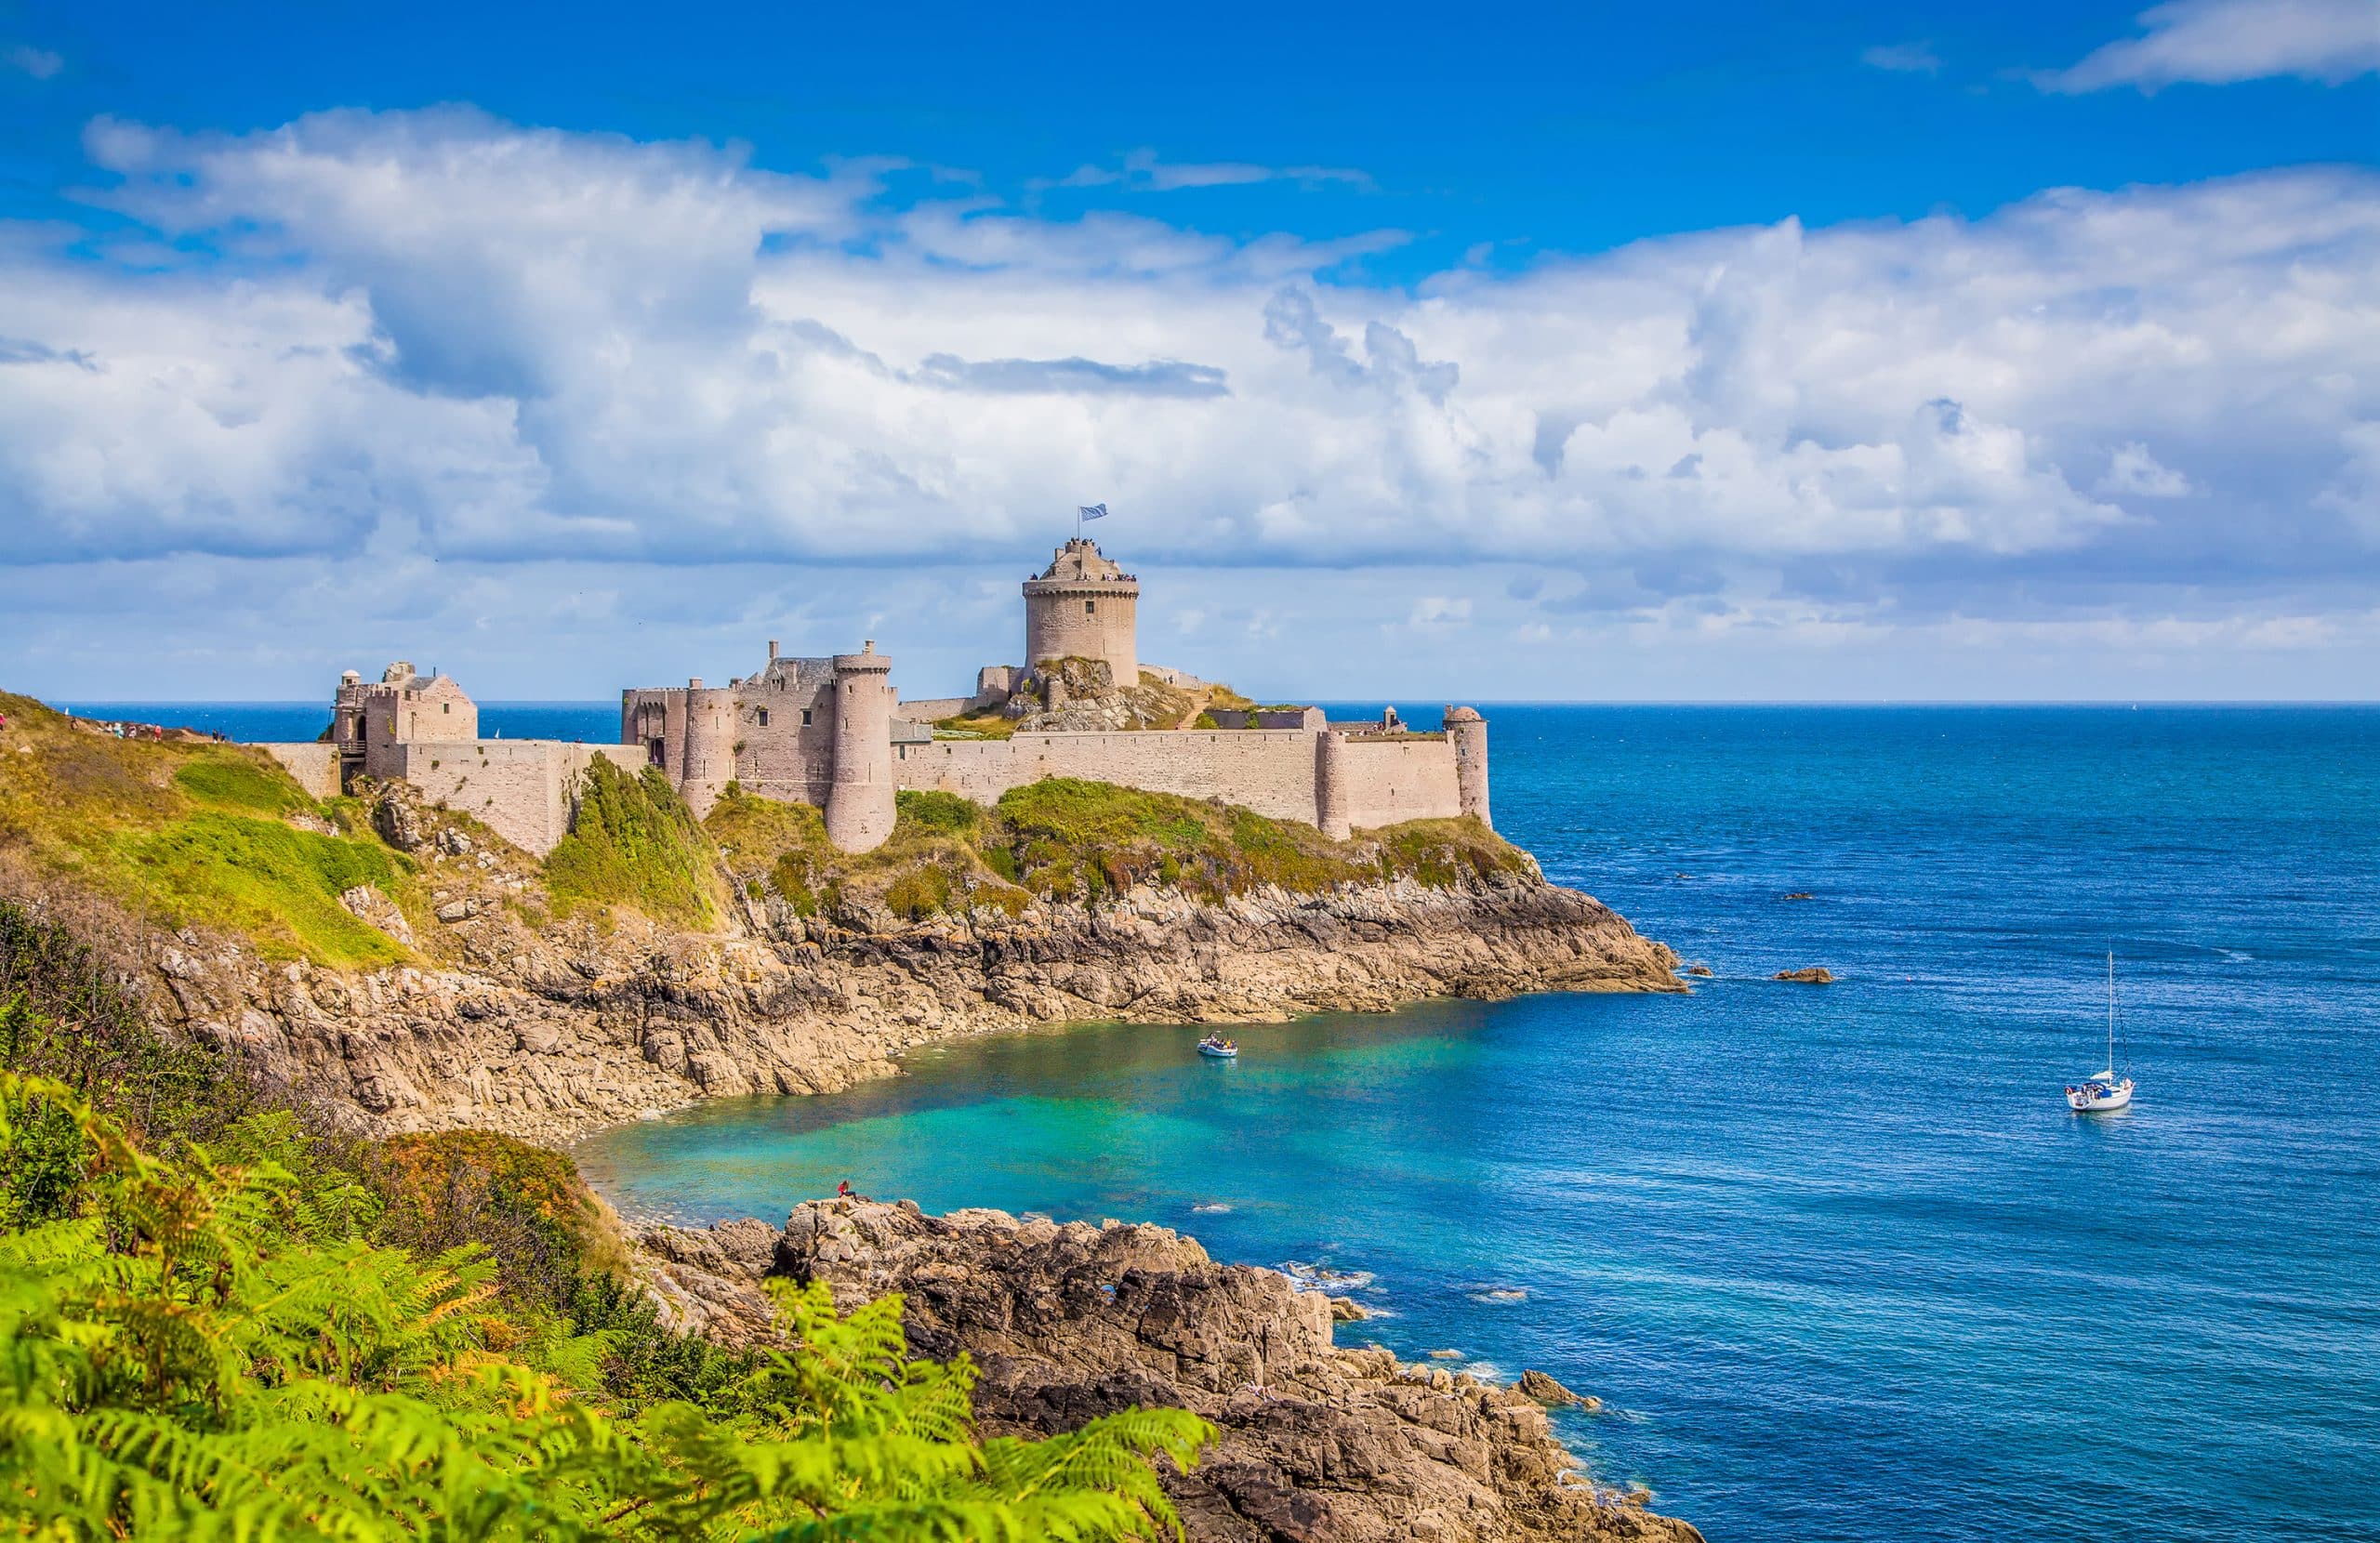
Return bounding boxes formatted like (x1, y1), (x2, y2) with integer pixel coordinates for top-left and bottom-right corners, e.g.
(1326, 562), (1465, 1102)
(1773, 967), (1833, 983)
(71, 840), (1680, 1143)
(1515, 1370), (1599, 1411)
(743, 1198), (1701, 1543)
(638, 1217), (784, 1349)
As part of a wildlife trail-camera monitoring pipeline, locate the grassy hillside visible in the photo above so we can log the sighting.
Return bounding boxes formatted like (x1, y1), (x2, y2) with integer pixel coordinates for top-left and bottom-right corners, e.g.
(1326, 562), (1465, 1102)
(709, 776), (1527, 921)
(0, 692), (422, 966)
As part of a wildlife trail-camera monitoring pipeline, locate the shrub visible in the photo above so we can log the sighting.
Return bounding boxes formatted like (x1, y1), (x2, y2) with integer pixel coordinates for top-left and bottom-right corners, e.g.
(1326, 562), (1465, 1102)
(0, 898), (249, 1147)
(544, 758), (722, 929)
(366, 1128), (627, 1311)
(894, 787), (981, 837)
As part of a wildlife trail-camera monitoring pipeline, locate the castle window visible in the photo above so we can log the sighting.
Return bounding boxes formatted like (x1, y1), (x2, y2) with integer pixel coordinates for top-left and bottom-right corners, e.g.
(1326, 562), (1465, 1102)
(1084, 599), (1096, 614)
(800, 708), (813, 727)
(757, 708), (770, 727)
(442, 703), (450, 715)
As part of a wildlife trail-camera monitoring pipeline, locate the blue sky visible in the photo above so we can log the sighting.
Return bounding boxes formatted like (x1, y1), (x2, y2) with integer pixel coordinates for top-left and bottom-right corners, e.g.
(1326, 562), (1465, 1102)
(3, 0), (2377, 700)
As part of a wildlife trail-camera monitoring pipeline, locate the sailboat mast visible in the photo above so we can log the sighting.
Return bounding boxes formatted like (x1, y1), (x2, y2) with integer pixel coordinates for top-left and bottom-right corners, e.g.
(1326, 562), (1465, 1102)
(2106, 949), (2116, 1073)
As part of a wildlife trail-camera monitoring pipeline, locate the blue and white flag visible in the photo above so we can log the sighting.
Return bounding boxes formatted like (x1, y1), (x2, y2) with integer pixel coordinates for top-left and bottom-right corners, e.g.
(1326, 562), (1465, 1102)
(1078, 503), (1109, 521)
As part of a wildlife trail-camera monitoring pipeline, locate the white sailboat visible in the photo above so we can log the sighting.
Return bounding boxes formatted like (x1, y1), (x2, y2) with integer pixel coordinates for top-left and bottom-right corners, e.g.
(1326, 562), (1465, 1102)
(2065, 950), (2135, 1112)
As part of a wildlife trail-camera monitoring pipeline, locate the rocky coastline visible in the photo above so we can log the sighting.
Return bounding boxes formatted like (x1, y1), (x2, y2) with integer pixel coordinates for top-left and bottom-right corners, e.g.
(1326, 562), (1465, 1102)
(31, 822), (1680, 1144)
(641, 1198), (1704, 1543)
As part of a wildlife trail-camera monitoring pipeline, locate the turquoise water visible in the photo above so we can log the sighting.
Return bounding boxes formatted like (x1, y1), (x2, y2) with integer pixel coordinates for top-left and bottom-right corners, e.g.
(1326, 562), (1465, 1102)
(110, 700), (2380, 1538)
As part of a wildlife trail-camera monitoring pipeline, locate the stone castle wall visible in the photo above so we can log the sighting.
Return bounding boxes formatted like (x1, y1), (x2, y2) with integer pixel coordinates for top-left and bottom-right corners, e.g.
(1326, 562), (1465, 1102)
(893, 696), (975, 723)
(898, 730), (1321, 824)
(257, 742), (340, 799)
(894, 727), (1466, 834)
(382, 740), (645, 857)
(1332, 736), (1466, 828)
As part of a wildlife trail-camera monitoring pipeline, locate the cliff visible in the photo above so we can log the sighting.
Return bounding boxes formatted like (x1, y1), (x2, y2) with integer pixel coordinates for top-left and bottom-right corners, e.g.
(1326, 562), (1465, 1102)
(643, 1198), (1705, 1543)
(60, 854), (1675, 1142)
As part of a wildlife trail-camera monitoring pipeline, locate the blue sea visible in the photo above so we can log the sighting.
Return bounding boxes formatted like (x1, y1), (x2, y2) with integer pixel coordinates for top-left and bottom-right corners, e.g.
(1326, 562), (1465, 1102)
(91, 702), (2380, 1540)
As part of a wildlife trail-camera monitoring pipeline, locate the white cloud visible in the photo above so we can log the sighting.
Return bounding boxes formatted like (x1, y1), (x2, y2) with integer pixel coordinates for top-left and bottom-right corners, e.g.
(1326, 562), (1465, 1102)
(2315, 421), (2380, 536)
(2043, 0), (2380, 91)
(0, 108), (2375, 697)
(1861, 42), (1943, 73)
(5, 43), (61, 78)
(2098, 442), (2196, 496)
(1049, 147), (1372, 193)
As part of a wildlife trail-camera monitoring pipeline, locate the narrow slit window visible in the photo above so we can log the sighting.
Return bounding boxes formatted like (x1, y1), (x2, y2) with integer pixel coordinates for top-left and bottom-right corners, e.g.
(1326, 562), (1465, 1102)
(757, 708), (770, 727)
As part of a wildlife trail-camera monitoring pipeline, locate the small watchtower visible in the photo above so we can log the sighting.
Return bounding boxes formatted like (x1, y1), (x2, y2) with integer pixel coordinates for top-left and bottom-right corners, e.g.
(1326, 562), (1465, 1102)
(1023, 538), (1138, 687)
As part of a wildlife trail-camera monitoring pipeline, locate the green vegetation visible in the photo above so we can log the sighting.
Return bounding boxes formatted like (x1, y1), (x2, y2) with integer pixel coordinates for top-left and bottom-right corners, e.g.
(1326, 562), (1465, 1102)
(991, 781), (1523, 902)
(706, 786), (1030, 924)
(0, 692), (423, 965)
(0, 898), (1212, 1538)
(543, 758), (724, 930)
(0, 898), (255, 1160)
(931, 708), (1018, 739)
(126, 813), (416, 967)
(707, 773), (1525, 922)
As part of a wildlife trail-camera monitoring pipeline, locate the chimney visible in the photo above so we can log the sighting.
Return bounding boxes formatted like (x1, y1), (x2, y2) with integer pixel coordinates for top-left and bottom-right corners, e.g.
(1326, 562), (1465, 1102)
(768, 640), (779, 661)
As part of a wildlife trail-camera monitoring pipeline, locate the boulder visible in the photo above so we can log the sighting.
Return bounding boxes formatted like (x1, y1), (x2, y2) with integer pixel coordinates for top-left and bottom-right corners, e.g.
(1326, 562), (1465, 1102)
(1774, 967), (1833, 983)
(1517, 1368), (1601, 1411)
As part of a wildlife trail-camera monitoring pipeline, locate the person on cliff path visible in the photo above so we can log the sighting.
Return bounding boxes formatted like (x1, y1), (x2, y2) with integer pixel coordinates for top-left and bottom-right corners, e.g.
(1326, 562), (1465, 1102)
(837, 1180), (853, 1198)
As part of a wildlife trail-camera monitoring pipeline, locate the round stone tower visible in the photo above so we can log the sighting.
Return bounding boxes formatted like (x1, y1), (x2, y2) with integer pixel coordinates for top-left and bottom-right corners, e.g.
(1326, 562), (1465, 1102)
(1444, 706), (1489, 827)
(825, 642), (896, 854)
(679, 679), (736, 817)
(1023, 538), (1138, 687)
(1315, 730), (1352, 841)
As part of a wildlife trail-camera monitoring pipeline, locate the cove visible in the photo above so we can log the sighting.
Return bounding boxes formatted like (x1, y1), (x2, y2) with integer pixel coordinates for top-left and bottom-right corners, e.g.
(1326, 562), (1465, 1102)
(575, 706), (2380, 1542)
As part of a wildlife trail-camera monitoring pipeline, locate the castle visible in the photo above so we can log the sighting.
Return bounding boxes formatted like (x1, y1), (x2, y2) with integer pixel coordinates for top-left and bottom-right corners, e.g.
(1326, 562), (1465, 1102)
(260, 539), (1488, 859)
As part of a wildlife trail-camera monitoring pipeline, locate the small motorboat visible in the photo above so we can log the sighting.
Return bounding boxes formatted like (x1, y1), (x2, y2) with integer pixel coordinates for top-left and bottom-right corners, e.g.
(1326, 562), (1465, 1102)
(1197, 1035), (1239, 1060)
(2066, 950), (2136, 1113)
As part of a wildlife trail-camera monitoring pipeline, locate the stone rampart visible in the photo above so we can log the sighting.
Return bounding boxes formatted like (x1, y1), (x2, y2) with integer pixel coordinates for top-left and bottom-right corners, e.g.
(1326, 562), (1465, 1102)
(893, 726), (1468, 833)
(1333, 735), (1465, 828)
(385, 740), (645, 857)
(897, 729), (1325, 824)
(257, 742), (340, 799)
(894, 696), (976, 722)
(1206, 707), (1325, 731)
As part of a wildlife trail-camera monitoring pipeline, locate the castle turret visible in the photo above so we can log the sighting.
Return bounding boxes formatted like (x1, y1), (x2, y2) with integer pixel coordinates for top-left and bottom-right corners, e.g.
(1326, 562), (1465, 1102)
(1444, 706), (1489, 827)
(1024, 538), (1138, 687)
(680, 678), (735, 817)
(824, 642), (896, 853)
(1316, 730), (1352, 841)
